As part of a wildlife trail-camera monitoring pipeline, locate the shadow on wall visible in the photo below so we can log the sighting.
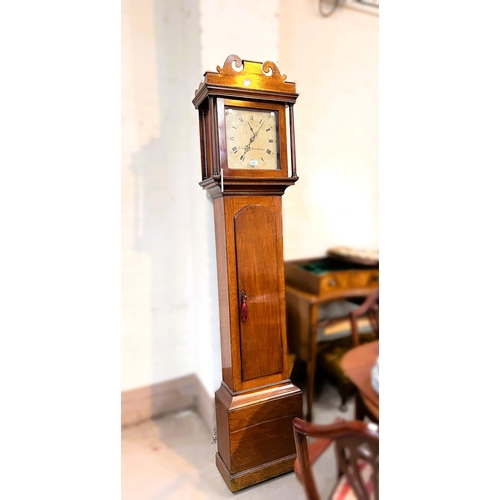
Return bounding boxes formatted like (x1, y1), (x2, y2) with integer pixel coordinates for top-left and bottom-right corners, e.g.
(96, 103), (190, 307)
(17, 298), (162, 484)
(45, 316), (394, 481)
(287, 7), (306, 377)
(125, 0), (221, 416)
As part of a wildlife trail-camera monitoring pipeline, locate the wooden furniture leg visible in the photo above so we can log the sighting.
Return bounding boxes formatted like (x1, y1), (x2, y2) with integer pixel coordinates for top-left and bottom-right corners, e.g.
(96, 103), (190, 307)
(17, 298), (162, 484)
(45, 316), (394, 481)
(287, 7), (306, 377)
(306, 304), (319, 421)
(306, 351), (315, 422)
(355, 391), (365, 421)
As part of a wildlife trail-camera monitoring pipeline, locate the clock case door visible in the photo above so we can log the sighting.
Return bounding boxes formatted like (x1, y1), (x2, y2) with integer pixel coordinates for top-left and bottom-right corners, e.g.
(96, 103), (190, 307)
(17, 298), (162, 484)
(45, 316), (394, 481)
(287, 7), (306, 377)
(215, 195), (289, 392)
(235, 203), (283, 381)
(216, 98), (289, 179)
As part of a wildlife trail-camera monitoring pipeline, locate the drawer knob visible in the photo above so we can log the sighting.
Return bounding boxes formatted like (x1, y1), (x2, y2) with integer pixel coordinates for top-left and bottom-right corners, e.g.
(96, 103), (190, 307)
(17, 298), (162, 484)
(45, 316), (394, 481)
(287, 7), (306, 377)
(328, 279), (336, 287)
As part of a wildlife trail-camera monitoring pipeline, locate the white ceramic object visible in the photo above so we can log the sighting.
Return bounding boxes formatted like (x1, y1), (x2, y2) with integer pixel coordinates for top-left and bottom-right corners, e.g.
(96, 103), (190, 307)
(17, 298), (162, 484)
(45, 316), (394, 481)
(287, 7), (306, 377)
(371, 356), (379, 394)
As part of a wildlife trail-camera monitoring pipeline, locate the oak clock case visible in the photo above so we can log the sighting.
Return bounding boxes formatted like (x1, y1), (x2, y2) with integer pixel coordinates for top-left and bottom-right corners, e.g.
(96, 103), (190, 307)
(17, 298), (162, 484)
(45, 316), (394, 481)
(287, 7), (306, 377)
(192, 55), (302, 493)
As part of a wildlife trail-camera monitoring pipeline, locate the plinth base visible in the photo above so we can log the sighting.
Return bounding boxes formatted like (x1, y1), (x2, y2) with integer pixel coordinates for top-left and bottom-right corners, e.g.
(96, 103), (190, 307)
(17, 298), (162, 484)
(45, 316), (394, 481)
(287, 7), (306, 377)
(216, 450), (297, 492)
(215, 381), (303, 492)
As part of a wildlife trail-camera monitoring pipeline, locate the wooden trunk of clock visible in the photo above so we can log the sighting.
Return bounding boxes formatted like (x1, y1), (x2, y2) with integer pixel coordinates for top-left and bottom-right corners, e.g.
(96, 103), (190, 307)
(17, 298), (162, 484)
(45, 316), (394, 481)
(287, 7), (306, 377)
(212, 195), (302, 491)
(192, 55), (303, 492)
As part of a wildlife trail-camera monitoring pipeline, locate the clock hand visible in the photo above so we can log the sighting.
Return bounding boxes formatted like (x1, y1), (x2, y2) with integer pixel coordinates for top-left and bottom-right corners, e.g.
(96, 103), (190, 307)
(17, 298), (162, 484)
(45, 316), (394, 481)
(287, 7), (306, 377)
(243, 119), (265, 150)
(240, 118), (267, 159)
(242, 133), (257, 152)
(252, 119), (266, 139)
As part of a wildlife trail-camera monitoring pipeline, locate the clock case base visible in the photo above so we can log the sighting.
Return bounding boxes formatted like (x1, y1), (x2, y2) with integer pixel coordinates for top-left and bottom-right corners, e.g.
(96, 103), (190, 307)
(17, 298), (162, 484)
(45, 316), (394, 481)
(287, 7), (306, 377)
(214, 381), (303, 492)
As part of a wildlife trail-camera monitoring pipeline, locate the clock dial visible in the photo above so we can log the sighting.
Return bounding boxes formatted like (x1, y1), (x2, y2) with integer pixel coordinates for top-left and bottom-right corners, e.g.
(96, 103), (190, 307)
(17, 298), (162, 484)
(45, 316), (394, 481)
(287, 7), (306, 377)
(225, 108), (279, 170)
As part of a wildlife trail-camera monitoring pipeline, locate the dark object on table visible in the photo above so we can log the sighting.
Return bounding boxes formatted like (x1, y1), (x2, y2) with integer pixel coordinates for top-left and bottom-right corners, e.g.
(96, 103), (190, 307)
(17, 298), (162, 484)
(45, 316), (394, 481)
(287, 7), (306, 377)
(293, 417), (379, 500)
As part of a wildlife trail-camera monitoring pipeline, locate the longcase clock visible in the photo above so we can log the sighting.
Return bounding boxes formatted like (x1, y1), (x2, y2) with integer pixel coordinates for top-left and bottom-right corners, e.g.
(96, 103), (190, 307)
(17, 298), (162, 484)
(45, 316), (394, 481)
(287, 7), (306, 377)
(192, 55), (303, 492)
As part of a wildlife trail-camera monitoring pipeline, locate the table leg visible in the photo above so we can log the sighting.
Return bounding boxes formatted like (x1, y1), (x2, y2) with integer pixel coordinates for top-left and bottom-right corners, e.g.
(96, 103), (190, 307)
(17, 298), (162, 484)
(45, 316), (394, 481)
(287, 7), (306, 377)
(355, 391), (365, 421)
(306, 357), (315, 422)
(306, 304), (319, 422)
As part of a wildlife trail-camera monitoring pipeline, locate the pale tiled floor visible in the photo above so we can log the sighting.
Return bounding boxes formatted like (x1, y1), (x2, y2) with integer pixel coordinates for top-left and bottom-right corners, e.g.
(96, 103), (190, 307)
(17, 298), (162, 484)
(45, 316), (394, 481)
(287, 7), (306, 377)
(122, 382), (355, 500)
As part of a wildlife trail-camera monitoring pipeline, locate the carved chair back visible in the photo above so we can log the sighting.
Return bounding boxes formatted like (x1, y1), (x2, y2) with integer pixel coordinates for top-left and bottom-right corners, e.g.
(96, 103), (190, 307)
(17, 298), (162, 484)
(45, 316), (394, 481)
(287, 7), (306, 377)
(293, 418), (379, 500)
(350, 289), (379, 347)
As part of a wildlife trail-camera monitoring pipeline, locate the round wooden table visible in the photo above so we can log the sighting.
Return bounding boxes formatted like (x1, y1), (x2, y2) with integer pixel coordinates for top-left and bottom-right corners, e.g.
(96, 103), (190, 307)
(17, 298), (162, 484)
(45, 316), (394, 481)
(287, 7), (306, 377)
(341, 340), (379, 421)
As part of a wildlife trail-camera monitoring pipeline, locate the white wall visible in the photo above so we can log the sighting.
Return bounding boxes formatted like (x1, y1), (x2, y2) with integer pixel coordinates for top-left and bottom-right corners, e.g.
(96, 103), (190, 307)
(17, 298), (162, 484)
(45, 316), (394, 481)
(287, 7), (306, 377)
(280, 0), (379, 259)
(121, 0), (378, 395)
(195, 0), (281, 395)
(199, 0), (279, 70)
(121, 0), (213, 392)
(121, 0), (281, 395)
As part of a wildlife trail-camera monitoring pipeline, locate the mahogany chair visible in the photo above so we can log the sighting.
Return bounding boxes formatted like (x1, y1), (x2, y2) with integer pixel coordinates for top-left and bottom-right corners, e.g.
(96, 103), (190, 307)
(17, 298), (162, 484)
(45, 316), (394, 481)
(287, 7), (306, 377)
(317, 289), (379, 412)
(293, 417), (379, 500)
(349, 289), (379, 348)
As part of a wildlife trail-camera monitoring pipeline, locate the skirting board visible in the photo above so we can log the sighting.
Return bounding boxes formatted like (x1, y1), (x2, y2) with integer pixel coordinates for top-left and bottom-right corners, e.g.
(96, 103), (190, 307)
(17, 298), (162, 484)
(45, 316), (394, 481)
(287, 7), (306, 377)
(121, 374), (216, 433)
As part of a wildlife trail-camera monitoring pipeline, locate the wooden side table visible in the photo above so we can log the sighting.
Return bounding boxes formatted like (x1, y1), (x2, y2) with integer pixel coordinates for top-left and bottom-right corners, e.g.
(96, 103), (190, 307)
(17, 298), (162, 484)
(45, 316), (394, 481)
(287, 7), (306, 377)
(285, 285), (375, 421)
(341, 341), (379, 422)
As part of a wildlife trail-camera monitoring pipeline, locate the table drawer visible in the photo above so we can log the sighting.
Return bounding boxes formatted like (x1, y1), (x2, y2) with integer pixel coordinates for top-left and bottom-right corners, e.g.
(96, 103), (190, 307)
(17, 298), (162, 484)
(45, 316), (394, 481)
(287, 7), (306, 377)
(284, 257), (379, 296)
(318, 269), (379, 294)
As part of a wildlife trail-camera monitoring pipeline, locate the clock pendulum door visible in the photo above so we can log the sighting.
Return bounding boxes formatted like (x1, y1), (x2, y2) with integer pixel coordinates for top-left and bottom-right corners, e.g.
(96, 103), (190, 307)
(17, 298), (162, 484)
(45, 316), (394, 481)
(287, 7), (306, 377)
(192, 55), (303, 492)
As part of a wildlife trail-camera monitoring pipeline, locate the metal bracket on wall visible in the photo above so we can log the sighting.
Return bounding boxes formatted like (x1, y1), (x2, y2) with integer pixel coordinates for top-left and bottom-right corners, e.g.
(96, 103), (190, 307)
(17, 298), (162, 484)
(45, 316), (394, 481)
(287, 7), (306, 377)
(319, 0), (379, 17)
(319, 0), (339, 17)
